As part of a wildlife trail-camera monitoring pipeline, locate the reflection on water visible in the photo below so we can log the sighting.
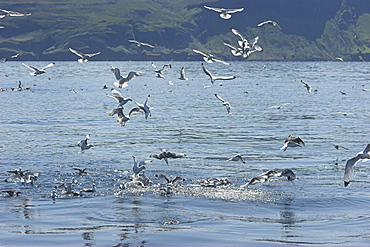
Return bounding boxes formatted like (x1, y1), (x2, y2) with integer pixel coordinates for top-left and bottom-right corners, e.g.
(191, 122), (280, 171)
(1, 61), (370, 246)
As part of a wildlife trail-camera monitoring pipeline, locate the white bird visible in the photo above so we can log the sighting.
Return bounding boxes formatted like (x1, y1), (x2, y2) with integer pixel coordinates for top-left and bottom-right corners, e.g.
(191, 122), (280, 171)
(257, 20), (281, 29)
(268, 103), (291, 109)
(150, 148), (186, 165)
(128, 39), (155, 48)
(300, 80), (312, 93)
(227, 154), (245, 163)
(151, 62), (171, 78)
(0, 9), (31, 17)
(280, 135), (305, 151)
(223, 42), (244, 57)
(106, 88), (132, 106)
(201, 63), (236, 84)
(107, 107), (130, 126)
(77, 134), (93, 153)
(110, 66), (141, 88)
(132, 156), (151, 178)
(179, 67), (188, 80)
(82, 183), (96, 193)
(344, 144), (370, 187)
(193, 49), (230, 65)
(215, 94), (232, 114)
(69, 47), (100, 63)
(203, 5), (244, 19)
(22, 62), (55, 76)
(130, 95), (151, 119)
(230, 28), (263, 58)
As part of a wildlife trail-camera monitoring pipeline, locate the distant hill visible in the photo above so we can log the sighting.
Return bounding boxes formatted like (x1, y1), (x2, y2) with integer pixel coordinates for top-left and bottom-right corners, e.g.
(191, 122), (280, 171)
(0, 0), (369, 61)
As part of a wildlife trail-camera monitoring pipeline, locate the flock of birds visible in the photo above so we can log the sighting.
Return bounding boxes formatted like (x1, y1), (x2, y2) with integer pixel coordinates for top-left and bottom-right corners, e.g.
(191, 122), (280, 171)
(2, 4), (369, 198)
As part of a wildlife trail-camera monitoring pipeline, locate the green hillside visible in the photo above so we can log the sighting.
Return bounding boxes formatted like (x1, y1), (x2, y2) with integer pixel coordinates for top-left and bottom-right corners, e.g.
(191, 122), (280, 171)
(0, 0), (369, 61)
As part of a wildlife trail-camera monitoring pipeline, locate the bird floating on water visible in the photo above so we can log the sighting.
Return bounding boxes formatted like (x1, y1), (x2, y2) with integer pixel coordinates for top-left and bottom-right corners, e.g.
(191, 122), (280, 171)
(22, 62), (55, 76)
(69, 47), (100, 63)
(215, 94), (232, 114)
(344, 144), (370, 187)
(280, 135), (305, 151)
(203, 5), (244, 19)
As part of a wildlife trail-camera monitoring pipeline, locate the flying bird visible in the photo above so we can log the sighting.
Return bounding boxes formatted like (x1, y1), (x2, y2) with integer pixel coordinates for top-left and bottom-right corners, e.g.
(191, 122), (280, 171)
(215, 94), (232, 114)
(106, 88), (132, 106)
(22, 62), (55, 76)
(155, 174), (185, 184)
(203, 5), (244, 19)
(201, 63), (236, 84)
(73, 167), (88, 176)
(132, 156), (151, 178)
(130, 95), (151, 119)
(344, 144), (370, 187)
(77, 134), (93, 153)
(0, 9), (31, 17)
(151, 62), (171, 78)
(227, 154), (246, 163)
(69, 47), (100, 63)
(300, 80), (312, 93)
(110, 67), (141, 88)
(107, 107), (130, 126)
(128, 39), (155, 48)
(257, 20), (281, 29)
(267, 103), (291, 109)
(332, 144), (349, 150)
(150, 149), (186, 165)
(193, 49), (230, 65)
(280, 135), (305, 151)
(179, 67), (188, 80)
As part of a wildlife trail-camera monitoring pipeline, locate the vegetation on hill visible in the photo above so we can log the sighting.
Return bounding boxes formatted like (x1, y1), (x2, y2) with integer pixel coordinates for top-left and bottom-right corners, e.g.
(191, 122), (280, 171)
(0, 0), (369, 61)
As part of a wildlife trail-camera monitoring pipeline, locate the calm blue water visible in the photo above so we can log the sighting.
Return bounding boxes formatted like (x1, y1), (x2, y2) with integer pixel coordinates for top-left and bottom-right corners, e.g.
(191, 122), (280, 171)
(1, 61), (369, 246)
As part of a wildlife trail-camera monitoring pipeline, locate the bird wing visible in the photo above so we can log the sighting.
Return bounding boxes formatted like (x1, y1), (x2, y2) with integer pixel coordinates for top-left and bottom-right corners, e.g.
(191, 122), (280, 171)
(201, 63), (213, 80)
(142, 42), (155, 48)
(344, 156), (361, 186)
(69, 48), (85, 58)
(128, 107), (142, 116)
(111, 89), (123, 99)
(192, 49), (209, 57)
(257, 21), (269, 27)
(86, 51), (100, 57)
(292, 136), (305, 146)
(214, 94), (226, 103)
(126, 71), (139, 82)
(41, 63), (55, 70)
(110, 67), (122, 80)
(225, 8), (244, 14)
(22, 63), (39, 72)
(212, 75), (236, 81)
(212, 56), (230, 65)
(230, 28), (246, 41)
(362, 144), (370, 154)
(128, 40), (139, 44)
(223, 42), (238, 50)
(203, 5), (222, 12)
(156, 174), (170, 183)
(144, 95), (150, 106)
(173, 176), (185, 183)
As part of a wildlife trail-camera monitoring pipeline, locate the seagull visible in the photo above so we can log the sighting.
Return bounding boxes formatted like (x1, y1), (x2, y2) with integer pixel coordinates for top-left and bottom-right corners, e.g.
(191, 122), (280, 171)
(230, 29), (263, 58)
(69, 47), (100, 63)
(22, 62), (55, 76)
(268, 103), (291, 109)
(77, 134), (93, 153)
(2, 190), (21, 197)
(132, 156), (151, 177)
(243, 175), (269, 188)
(332, 144), (349, 150)
(257, 20), (281, 29)
(335, 57), (344, 62)
(106, 88), (132, 106)
(73, 167), (88, 176)
(223, 42), (244, 57)
(150, 148), (186, 165)
(131, 172), (150, 187)
(130, 95), (151, 119)
(300, 80), (312, 93)
(193, 49), (230, 65)
(0, 9), (31, 17)
(82, 183), (96, 193)
(201, 63), (236, 84)
(179, 67), (188, 80)
(151, 62), (171, 78)
(155, 174), (185, 184)
(344, 144), (370, 187)
(110, 67), (141, 88)
(280, 135), (305, 151)
(278, 169), (296, 181)
(107, 107), (130, 126)
(128, 39), (155, 48)
(215, 94), (232, 114)
(227, 154), (246, 163)
(203, 5), (244, 19)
